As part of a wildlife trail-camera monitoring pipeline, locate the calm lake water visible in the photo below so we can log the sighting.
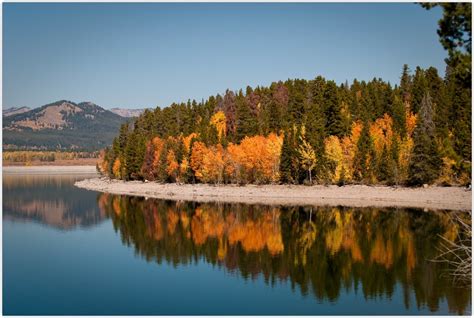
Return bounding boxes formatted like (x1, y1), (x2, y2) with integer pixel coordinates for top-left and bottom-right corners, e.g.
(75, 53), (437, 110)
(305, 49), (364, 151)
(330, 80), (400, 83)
(3, 174), (472, 315)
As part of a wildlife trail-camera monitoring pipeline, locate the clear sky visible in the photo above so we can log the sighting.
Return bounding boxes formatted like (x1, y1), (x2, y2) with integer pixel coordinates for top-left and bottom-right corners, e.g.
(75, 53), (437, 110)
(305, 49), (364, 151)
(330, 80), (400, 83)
(3, 3), (446, 110)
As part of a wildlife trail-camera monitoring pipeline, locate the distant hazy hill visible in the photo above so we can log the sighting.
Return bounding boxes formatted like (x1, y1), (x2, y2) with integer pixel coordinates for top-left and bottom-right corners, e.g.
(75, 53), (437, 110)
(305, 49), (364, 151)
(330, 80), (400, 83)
(3, 100), (128, 151)
(3, 106), (31, 117)
(110, 108), (146, 118)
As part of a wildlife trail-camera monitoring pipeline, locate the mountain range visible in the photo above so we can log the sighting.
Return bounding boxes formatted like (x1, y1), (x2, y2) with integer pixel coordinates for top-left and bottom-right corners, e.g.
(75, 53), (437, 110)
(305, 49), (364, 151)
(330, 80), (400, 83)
(3, 105), (145, 118)
(109, 108), (146, 118)
(2, 100), (144, 151)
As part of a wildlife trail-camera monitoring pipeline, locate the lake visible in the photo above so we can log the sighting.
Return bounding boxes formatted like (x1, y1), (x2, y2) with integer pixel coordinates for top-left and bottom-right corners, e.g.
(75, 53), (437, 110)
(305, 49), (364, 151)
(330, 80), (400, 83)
(3, 173), (471, 315)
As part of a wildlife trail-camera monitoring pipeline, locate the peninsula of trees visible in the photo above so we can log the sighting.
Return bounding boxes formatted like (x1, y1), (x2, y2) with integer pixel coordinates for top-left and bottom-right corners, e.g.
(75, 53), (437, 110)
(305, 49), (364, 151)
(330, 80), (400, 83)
(97, 4), (471, 187)
(97, 63), (471, 187)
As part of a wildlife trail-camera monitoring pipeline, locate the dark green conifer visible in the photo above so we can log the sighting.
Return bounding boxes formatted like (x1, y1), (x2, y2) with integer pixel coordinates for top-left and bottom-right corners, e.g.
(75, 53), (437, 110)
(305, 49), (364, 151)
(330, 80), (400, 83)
(353, 120), (376, 183)
(400, 64), (412, 104)
(156, 142), (169, 183)
(324, 81), (345, 137)
(279, 128), (294, 184)
(411, 67), (428, 113)
(235, 90), (257, 141)
(408, 92), (442, 185)
(391, 93), (407, 136)
(378, 144), (394, 184)
(124, 131), (146, 181)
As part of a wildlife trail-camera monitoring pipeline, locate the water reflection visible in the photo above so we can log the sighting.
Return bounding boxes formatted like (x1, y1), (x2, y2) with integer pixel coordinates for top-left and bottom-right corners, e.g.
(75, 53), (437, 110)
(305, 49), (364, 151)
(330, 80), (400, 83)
(3, 174), (105, 229)
(98, 194), (471, 314)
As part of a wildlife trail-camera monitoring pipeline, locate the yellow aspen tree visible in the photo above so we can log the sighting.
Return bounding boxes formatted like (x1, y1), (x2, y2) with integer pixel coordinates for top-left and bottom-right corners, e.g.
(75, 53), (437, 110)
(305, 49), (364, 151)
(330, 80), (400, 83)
(112, 158), (122, 178)
(340, 136), (355, 181)
(298, 126), (317, 184)
(225, 143), (242, 183)
(98, 149), (109, 175)
(190, 141), (208, 181)
(369, 114), (394, 160)
(266, 133), (284, 183)
(350, 121), (363, 145)
(406, 111), (417, 137)
(200, 145), (225, 184)
(324, 135), (344, 182)
(182, 133), (198, 155)
(151, 137), (165, 169)
(210, 111), (227, 141)
(179, 157), (190, 181)
(398, 136), (414, 182)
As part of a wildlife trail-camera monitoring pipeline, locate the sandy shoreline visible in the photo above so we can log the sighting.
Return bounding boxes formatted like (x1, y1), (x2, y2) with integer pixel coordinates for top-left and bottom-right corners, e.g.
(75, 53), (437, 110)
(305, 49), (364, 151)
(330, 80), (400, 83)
(3, 165), (98, 175)
(75, 177), (472, 211)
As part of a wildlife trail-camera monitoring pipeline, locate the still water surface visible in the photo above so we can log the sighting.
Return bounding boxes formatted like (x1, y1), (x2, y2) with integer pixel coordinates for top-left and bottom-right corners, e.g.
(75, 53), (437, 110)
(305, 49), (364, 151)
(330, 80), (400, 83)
(3, 174), (471, 315)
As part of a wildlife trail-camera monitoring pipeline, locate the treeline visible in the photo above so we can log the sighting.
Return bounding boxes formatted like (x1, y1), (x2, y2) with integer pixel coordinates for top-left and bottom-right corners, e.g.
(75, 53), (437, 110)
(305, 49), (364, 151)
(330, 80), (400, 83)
(4, 151), (98, 164)
(98, 63), (471, 186)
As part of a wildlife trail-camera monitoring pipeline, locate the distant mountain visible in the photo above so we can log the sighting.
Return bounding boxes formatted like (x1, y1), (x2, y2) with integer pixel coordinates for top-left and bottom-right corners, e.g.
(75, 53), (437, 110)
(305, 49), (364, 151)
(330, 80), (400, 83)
(3, 106), (31, 117)
(109, 108), (146, 118)
(3, 100), (128, 151)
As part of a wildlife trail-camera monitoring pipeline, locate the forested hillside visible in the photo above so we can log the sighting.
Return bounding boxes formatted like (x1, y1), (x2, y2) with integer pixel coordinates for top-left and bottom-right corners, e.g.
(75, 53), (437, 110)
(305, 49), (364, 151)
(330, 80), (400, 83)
(3, 100), (127, 151)
(98, 63), (471, 186)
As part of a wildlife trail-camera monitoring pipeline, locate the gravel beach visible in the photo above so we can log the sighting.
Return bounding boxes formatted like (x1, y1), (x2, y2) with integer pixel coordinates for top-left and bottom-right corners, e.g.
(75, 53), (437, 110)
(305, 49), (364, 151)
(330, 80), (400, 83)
(75, 177), (472, 211)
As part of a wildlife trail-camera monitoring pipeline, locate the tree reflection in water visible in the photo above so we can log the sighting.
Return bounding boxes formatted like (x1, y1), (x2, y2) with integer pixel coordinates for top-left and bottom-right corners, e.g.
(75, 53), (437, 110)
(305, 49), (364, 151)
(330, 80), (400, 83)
(98, 193), (471, 314)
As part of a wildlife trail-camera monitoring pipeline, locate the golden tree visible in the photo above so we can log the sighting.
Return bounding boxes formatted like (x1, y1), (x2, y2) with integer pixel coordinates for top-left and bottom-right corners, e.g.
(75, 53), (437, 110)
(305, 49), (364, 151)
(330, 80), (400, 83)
(324, 135), (344, 182)
(298, 126), (317, 184)
(190, 141), (208, 180)
(112, 158), (122, 179)
(210, 111), (227, 141)
(166, 150), (179, 182)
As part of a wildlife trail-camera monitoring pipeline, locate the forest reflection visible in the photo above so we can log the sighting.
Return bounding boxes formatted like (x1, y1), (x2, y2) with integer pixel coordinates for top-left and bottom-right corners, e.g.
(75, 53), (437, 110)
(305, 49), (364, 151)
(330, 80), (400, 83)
(98, 194), (471, 314)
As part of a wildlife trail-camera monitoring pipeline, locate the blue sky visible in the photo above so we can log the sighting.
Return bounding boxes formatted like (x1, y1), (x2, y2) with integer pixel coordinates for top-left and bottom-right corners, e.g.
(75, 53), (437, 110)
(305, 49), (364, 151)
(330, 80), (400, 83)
(3, 3), (446, 110)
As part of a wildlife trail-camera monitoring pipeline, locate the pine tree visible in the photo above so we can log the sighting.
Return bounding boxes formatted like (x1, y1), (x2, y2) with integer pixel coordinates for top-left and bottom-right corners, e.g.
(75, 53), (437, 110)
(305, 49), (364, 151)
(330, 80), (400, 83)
(408, 92), (442, 185)
(400, 64), (412, 104)
(124, 131), (146, 181)
(117, 122), (129, 154)
(411, 67), (428, 113)
(378, 144), (394, 184)
(390, 135), (401, 185)
(453, 86), (472, 162)
(206, 124), (219, 146)
(421, 3), (471, 86)
(350, 79), (363, 120)
(156, 142), (169, 183)
(324, 81), (345, 137)
(268, 82), (288, 132)
(175, 138), (185, 164)
(391, 93), (407, 136)
(353, 121), (376, 183)
(279, 128), (294, 184)
(337, 165), (346, 187)
(444, 66), (472, 163)
(235, 90), (257, 141)
(307, 77), (330, 182)
(287, 79), (307, 126)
